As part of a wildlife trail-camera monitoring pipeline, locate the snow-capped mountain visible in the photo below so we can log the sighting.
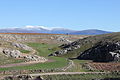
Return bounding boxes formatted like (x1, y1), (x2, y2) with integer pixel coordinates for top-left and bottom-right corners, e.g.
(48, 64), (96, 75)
(0, 26), (112, 35)
(0, 26), (75, 34)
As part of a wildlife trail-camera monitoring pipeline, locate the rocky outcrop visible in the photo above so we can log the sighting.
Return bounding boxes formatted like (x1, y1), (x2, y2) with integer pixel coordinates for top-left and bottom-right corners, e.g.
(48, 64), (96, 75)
(78, 41), (120, 62)
(11, 43), (33, 51)
(49, 40), (81, 56)
(0, 34), (84, 44)
(24, 55), (47, 62)
(49, 32), (120, 57)
(57, 36), (72, 43)
(3, 48), (22, 58)
(3, 75), (43, 80)
(2, 48), (47, 62)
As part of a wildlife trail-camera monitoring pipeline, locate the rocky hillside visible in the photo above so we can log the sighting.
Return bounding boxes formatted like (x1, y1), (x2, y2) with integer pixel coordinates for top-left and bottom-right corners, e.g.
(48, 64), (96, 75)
(77, 41), (120, 62)
(0, 33), (88, 44)
(0, 42), (47, 63)
(50, 32), (120, 62)
(0, 33), (87, 65)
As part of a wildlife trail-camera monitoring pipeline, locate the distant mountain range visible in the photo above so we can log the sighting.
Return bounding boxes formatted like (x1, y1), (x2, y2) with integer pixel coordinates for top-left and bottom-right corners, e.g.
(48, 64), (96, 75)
(0, 26), (112, 35)
(69, 29), (112, 35)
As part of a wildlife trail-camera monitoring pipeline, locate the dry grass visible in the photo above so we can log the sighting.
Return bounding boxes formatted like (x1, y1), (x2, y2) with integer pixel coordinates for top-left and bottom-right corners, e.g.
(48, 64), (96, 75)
(89, 62), (120, 71)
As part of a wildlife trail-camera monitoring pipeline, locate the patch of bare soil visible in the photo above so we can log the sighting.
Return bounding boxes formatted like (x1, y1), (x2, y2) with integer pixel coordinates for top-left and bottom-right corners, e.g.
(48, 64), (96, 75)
(88, 62), (120, 71)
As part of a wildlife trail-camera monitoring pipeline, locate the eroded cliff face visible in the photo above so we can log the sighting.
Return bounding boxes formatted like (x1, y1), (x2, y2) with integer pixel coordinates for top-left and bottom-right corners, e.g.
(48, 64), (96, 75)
(78, 41), (120, 62)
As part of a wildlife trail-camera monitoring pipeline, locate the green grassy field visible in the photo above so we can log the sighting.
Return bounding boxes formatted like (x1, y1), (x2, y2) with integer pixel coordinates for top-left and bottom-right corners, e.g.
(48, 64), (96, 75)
(0, 42), (90, 72)
(0, 57), (68, 71)
(0, 53), (25, 65)
(19, 49), (30, 54)
(0, 43), (68, 71)
(68, 60), (91, 72)
(27, 43), (60, 57)
(59, 32), (120, 58)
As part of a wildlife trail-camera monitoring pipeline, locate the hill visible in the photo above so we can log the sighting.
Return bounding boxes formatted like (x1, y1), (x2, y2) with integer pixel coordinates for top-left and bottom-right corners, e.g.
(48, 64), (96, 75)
(0, 27), (112, 35)
(50, 32), (120, 62)
(69, 29), (112, 35)
(0, 27), (75, 34)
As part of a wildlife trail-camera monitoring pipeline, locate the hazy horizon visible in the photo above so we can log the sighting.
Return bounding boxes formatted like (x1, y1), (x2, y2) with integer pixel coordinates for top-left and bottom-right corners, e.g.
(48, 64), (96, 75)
(0, 25), (115, 32)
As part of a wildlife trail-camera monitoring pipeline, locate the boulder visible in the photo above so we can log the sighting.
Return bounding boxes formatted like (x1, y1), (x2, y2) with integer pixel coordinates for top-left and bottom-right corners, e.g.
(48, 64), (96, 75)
(3, 48), (22, 58)
(24, 55), (47, 62)
(57, 36), (72, 43)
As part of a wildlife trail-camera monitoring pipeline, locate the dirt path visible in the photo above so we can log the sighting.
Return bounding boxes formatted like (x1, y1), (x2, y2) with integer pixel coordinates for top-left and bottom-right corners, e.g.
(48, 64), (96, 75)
(62, 60), (74, 71)
(0, 46), (50, 68)
(9, 72), (109, 76)
(0, 61), (40, 68)
(0, 59), (53, 68)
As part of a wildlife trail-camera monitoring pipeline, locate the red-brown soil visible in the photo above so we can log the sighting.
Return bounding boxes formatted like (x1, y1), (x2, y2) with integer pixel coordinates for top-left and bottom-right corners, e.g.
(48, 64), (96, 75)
(89, 62), (120, 71)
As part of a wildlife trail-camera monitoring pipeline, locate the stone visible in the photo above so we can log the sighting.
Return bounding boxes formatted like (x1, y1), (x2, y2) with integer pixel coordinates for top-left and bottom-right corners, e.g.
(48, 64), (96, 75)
(24, 55), (47, 62)
(3, 48), (22, 58)
(57, 36), (72, 43)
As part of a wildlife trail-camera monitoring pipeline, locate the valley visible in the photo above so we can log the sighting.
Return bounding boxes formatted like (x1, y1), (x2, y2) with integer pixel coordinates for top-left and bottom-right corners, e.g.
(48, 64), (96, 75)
(0, 33), (119, 80)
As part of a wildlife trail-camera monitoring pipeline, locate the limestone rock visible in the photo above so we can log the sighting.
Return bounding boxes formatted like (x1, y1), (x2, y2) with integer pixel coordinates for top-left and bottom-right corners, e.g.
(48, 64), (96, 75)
(3, 48), (22, 58)
(57, 36), (72, 43)
(24, 55), (47, 62)
(49, 40), (80, 56)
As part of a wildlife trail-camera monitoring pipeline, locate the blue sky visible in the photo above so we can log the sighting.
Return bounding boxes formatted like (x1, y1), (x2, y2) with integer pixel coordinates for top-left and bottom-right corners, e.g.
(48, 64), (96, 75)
(0, 0), (120, 32)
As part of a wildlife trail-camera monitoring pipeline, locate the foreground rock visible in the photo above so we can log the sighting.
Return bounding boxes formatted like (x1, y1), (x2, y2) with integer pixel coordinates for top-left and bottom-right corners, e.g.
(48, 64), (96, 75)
(78, 41), (120, 62)
(3, 48), (22, 58)
(3, 74), (120, 80)
(2, 48), (47, 62)
(3, 75), (43, 80)
(24, 55), (47, 62)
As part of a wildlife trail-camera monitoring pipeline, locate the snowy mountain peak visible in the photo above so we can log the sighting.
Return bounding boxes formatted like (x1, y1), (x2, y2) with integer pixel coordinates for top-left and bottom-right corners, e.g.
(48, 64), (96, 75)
(25, 25), (54, 30)
(0, 25), (112, 35)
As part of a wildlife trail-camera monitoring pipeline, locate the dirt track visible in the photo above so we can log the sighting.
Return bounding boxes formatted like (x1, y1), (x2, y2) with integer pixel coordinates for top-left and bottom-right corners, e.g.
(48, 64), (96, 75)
(11, 72), (109, 76)
(0, 59), (53, 68)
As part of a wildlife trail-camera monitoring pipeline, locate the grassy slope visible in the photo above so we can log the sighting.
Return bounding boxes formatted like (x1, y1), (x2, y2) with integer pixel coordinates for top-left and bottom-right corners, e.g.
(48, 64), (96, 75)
(55, 32), (120, 72)
(0, 43), (68, 71)
(68, 60), (91, 72)
(1, 32), (119, 72)
(61, 32), (120, 58)
(27, 43), (60, 57)
(0, 57), (67, 71)
(19, 49), (30, 54)
(0, 53), (25, 65)
(27, 43), (90, 72)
